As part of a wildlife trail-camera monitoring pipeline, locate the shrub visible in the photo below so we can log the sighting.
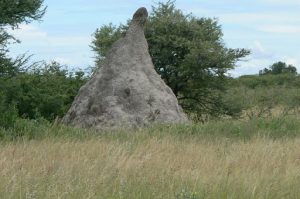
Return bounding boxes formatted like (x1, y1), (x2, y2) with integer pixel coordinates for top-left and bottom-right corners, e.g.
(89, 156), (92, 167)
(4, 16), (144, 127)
(0, 97), (18, 129)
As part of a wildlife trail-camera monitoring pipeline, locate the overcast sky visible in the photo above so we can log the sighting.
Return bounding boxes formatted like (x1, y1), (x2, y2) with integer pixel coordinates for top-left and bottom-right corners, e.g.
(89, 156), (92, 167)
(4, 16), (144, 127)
(7, 0), (300, 76)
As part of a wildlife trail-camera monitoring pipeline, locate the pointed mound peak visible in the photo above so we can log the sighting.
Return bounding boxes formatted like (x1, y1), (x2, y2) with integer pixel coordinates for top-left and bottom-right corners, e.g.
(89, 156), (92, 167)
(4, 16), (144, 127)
(62, 7), (188, 129)
(132, 7), (148, 26)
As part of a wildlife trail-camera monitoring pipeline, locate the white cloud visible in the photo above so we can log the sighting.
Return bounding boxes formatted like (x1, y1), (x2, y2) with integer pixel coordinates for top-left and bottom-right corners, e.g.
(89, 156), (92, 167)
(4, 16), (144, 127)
(258, 25), (300, 34)
(285, 58), (298, 66)
(7, 24), (94, 67)
(283, 54), (300, 72)
(230, 58), (272, 77)
(8, 24), (48, 40)
(219, 12), (300, 25)
(253, 41), (264, 53)
(220, 13), (278, 24)
(8, 24), (91, 46)
(260, 0), (300, 5)
(48, 36), (91, 46)
(251, 41), (274, 59)
(231, 51), (300, 77)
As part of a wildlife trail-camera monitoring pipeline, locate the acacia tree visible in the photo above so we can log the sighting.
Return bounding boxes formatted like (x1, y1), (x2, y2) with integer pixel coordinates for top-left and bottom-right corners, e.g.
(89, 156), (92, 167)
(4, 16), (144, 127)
(0, 0), (46, 127)
(91, 1), (250, 118)
(0, 0), (46, 77)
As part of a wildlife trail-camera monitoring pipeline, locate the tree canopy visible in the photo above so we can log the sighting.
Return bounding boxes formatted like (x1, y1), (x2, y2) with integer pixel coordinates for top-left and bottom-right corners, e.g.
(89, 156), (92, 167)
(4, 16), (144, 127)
(259, 61), (297, 75)
(91, 1), (250, 118)
(0, 0), (46, 77)
(0, 0), (47, 127)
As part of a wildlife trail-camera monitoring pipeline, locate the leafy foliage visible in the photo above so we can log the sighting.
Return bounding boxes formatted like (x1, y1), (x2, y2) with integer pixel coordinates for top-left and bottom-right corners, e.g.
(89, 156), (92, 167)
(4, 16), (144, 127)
(0, 0), (46, 27)
(0, 94), (18, 129)
(91, 23), (126, 66)
(0, 0), (52, 128)
(224, 73), (300, 119)
(259, 61), (297, 75)
(0, 62), (87, 121)
(91, 1), (250, 119)
(0, 0), (46, 73)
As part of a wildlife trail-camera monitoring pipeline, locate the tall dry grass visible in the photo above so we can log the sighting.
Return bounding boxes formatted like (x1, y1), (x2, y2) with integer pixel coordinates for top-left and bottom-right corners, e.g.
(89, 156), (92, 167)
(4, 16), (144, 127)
(1, 135), (300, 199)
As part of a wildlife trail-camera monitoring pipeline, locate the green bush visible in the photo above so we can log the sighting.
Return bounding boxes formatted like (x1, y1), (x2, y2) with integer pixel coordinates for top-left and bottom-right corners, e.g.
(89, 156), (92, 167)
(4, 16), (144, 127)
(0, 61), (87, 121)
(224, 74), (300, 118)
(0, 99), (18, 129)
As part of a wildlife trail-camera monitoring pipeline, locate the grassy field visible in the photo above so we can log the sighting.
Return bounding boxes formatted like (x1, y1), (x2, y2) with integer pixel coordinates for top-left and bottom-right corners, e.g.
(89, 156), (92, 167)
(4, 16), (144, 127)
(1, 116), (300, 199)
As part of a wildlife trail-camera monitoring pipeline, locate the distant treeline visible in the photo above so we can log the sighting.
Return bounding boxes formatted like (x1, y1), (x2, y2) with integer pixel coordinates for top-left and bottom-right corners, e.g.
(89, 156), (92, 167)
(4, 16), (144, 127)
(1, 60), (299, 127)
(1, 0), (299, 129)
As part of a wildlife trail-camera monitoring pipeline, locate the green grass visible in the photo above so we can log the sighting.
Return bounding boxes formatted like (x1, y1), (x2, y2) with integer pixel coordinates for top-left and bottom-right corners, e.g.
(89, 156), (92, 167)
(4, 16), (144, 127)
(1, 115), (300, 142)
(1, 116), (300, 198)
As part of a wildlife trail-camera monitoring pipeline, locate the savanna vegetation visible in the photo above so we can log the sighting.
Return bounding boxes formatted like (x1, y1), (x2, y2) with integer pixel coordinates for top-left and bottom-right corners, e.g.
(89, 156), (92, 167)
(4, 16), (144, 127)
(1, 117), (300, 199)
(1, 0), (300, 198)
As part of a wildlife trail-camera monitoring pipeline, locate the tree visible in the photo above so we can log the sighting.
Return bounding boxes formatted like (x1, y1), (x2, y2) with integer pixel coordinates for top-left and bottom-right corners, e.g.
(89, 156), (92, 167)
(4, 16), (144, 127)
(91, 1), (250, 118)
(91, 23), (126, 66)
(1, 61), (87, 121)
(259, 61), (297, 75)
(0, 0), (46, 127)
(0, 0), (46, 77)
